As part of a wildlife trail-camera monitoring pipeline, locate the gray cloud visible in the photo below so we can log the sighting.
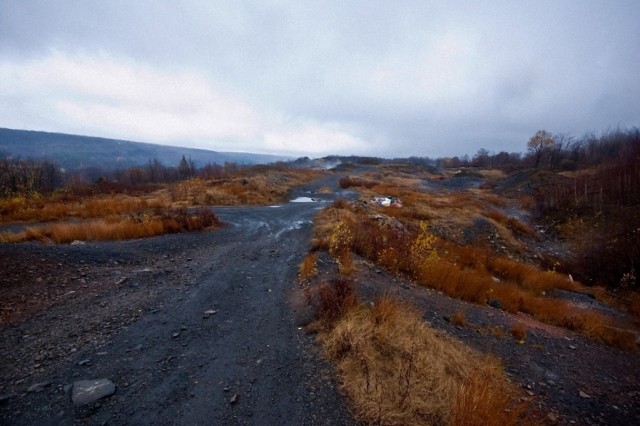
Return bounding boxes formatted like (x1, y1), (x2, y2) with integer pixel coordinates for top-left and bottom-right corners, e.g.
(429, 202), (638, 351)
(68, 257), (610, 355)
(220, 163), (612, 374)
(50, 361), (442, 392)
(1, 1), (638, 158)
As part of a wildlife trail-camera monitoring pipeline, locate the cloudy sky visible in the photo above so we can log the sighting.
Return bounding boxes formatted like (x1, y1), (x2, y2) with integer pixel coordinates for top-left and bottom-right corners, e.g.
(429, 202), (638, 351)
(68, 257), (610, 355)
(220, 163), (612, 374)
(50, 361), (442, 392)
(1, 1), (638, 158)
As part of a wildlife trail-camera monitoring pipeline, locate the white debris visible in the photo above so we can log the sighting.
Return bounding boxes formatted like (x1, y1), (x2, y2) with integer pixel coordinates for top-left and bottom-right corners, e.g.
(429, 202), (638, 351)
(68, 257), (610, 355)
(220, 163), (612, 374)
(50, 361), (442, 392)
(290, 197), (318, 203)
(370, 196), (402, 208)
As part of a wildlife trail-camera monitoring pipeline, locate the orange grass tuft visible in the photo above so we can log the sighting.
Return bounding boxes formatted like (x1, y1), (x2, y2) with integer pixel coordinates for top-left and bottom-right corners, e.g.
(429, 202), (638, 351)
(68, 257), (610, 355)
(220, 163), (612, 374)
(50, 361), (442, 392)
(1, 208), (220, 243)
(299, 252), (319, 282)
(318, 295), (524, 425)
(487, 256), (579, 293)
(450, 362), (524, 426)
(510, 323), (528, 342)
(0, 194), (166, 223)
(451, 311), (468, 327)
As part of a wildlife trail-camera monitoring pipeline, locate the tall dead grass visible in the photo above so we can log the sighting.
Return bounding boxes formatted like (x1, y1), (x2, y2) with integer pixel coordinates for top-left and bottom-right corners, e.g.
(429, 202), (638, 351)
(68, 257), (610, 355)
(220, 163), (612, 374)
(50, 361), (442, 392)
(313, 200), (637, 349)
(1, 169), (322, 225)
(299, 252), (319, 282)
(0, 194), (166, 223)
(486, 209), (537, 237)
(318, 295), (523, 425)
(167, 170), (322, 206)
(1, 208), (220, 243)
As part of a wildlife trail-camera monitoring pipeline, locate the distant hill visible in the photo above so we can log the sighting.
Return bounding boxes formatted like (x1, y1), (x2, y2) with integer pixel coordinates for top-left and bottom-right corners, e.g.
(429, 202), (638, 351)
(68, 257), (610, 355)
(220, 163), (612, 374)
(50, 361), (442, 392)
(0, 128), (291, 170)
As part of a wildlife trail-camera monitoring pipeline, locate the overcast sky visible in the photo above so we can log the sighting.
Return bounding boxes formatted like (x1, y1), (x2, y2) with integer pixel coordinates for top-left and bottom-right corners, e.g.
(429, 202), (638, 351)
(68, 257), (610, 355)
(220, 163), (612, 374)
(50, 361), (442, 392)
(1, 1), (638, 158)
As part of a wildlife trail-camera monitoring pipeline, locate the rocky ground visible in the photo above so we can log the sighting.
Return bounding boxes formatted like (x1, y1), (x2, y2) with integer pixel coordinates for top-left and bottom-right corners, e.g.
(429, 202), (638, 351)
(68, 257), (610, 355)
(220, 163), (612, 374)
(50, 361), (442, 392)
(0, 176), (355, 425)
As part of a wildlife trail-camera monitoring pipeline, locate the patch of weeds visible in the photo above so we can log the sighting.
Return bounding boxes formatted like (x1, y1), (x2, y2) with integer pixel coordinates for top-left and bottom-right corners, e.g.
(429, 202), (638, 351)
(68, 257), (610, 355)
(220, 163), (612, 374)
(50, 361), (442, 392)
(510, 323), (527, 343)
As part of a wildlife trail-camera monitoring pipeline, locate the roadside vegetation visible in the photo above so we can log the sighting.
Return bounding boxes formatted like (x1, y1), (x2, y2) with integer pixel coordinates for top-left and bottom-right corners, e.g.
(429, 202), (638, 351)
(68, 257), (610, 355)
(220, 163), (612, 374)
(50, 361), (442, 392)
(312, 189), (637, 349)
(1, 208), (220, 244)
(0, 157), (321, 243)
(301, 129), (639, 423)
(303, 276), (526, 425)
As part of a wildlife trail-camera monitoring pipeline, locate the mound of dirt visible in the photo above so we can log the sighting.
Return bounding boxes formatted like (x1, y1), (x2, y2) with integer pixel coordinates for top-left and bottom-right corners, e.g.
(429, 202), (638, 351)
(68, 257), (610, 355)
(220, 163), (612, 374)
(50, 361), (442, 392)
(496, 169), (573, 198)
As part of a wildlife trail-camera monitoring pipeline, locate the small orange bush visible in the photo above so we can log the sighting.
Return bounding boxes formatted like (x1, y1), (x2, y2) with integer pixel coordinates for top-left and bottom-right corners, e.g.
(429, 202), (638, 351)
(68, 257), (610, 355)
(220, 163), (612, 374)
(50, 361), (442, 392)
(450, 363), (524, 426)
(316, 278), (358, 324)
(299, 252), (319, 282)
(510, 323), (527, 342)
(319, 295), (524, 426)
(452, 311), (468, 327)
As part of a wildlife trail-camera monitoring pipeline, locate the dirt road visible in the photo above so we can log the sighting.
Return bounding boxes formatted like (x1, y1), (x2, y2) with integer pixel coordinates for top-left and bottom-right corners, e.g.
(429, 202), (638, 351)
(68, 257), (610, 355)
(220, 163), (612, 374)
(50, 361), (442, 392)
(0, 178), (355, 425)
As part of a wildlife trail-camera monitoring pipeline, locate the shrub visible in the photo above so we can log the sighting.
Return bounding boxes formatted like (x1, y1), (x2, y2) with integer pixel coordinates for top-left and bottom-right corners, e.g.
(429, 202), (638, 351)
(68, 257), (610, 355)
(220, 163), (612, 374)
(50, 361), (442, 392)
(315, 278), (358, 324)
(329, 221), (354, 274)
(410, 221), (439, 273)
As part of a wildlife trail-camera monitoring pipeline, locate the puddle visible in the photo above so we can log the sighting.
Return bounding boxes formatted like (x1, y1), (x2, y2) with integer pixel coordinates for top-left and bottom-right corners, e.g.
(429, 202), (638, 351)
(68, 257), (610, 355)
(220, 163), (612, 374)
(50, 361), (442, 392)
(290, 197), (319, 203)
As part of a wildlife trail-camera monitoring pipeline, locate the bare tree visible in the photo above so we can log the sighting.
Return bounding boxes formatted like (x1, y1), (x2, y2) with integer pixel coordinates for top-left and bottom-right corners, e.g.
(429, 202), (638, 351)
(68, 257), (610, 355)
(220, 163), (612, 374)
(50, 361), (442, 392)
(527, 130), (555, 168)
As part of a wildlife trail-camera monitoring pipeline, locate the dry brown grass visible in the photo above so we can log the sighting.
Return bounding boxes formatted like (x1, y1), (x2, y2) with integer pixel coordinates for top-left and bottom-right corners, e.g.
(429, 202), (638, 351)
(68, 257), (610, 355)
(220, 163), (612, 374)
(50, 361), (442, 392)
(318, 295), (523, 425)
(167, 170), (322, 206)
(0, 193), (166, 223)
(2, 168), (322, 244)
(355, 175), (545, 255)
(477, 169), (507, 180)
(315, 278), (358, 324)
(299, 252), (319, 282)
(488, 325), (507, 338)
(486, 209), (536, 237)
(595, 288), (640, 317)
(481, 192), (508, 208)
(602, 327), (638, 350)
(450, 364), (523, 426)
(451, 311), (468, 327)
(312, 199), (357, 251)
(1, 208), (220, 243)
(486, 256), (579, 293)
(510, 323), (528, 342)
(1, 168), (321, 225)
(312, 193), (638, 349)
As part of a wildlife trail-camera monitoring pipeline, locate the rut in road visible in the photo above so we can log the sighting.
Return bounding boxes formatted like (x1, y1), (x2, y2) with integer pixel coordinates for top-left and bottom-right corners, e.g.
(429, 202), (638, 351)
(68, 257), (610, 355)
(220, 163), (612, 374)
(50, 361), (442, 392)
(70, 192), (353, 424)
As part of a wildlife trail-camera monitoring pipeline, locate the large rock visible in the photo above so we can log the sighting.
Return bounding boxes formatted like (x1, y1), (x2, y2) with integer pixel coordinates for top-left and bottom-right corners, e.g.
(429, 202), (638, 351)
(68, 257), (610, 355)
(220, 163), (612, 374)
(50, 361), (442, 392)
(71, 379), (116, 407)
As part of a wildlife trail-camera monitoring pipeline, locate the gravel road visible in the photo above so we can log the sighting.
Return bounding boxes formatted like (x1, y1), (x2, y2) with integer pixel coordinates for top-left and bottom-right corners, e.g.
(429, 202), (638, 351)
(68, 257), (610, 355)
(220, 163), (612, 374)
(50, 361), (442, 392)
(0, 177), (356, 425)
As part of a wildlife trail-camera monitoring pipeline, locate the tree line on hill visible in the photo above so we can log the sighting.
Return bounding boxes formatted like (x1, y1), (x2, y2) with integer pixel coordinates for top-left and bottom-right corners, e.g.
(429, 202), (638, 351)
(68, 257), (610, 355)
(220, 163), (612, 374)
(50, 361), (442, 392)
(439, 127), (639, 171)
(0, 153), (282, 198)
(1, 127), (638, 198)
(306, 127), (639, 176)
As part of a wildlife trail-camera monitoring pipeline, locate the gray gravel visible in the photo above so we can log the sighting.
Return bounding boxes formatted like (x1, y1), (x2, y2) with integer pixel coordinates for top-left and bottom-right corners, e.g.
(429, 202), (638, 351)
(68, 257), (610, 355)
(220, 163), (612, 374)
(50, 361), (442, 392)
(0, 176), (355, 425)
